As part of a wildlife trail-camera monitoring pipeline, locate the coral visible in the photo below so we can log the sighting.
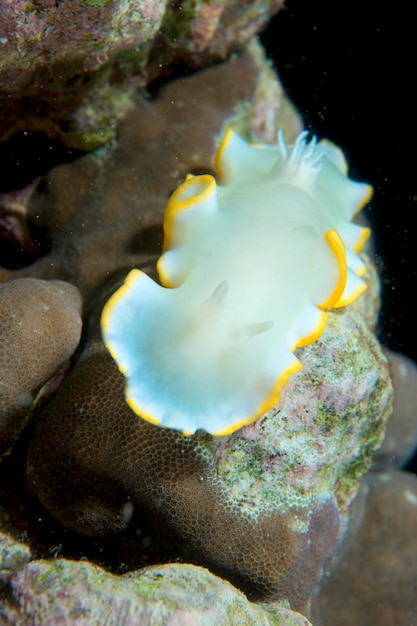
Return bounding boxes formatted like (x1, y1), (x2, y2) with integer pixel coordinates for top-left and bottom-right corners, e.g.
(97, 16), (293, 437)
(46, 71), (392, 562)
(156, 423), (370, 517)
(0, 278), (82, 458)
(26, 283), (392, 613)
(0, 44), (298, 302)
(315, 470), (417, 626)
(375, 348), (417, 468)
(0, 558), (311, 626)
(0, 0), (284, 148)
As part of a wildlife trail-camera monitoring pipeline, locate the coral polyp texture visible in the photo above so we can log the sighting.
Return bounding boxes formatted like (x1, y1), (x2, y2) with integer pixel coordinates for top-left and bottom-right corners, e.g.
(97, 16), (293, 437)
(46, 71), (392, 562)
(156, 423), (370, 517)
(101, 129), (372, 436)
(0, 278), (82, 458)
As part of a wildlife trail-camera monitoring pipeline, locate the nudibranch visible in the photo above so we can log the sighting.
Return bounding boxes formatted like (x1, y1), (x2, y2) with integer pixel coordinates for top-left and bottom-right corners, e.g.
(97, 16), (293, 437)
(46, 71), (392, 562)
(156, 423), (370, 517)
(101, 129), (372, 436)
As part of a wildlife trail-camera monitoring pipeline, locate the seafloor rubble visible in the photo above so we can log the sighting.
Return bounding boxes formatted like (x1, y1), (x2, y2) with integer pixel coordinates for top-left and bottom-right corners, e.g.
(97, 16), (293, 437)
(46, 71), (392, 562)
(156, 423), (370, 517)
(0, 3), (416, 625)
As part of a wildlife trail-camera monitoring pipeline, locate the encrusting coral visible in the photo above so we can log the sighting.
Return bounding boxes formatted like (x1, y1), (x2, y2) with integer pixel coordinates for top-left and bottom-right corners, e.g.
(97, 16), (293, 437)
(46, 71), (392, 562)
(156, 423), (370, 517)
(0, 278), (82, 459)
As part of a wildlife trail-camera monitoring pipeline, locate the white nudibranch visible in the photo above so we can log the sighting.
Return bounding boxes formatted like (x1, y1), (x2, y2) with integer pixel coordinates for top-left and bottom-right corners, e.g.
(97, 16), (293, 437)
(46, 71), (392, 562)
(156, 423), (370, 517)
(101, 129), (372, 436)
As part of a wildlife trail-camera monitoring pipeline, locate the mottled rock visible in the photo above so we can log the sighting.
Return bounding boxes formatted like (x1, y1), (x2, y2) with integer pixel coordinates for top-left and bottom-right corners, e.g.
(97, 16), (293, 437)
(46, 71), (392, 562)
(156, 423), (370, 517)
(0, 278), (82, 459)
(0, 0), (165, 149)
(375, 348), (417, 468)
(0, 558), (311, 626)
(0, 1), (284, 148)
(316, 470), (417, 626)
(0, 532), (31, 589)
(26, 292), (392, 614)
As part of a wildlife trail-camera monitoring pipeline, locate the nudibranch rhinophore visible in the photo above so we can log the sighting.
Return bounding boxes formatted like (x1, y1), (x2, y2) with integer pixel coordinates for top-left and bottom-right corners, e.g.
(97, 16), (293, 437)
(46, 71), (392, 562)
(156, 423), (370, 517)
(101, 129), (372, 436)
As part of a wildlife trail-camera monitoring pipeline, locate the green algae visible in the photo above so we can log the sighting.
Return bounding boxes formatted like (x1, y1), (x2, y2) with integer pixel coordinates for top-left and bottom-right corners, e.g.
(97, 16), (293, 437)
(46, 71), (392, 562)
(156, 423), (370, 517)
(84, 0), (109, 7)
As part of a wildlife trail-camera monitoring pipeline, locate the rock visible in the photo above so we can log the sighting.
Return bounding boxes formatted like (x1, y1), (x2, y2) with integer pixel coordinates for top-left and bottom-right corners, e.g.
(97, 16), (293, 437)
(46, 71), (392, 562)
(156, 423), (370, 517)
(0, 531), (31, 589)
(0, 558), (311, 626)
(0, 1), (284, 148)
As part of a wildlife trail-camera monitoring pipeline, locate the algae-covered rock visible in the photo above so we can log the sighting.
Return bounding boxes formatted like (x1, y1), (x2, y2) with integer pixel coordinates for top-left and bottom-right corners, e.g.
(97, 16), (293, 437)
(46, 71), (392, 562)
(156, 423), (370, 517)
(0, 0), (284, 148)
(0, 558), (311, 626)
(0, 531), (31, 589)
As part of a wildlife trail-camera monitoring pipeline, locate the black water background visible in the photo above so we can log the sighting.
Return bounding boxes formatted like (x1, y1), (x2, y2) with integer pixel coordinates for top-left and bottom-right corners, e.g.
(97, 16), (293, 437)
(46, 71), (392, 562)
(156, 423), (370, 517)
(261, 0), (417, 363)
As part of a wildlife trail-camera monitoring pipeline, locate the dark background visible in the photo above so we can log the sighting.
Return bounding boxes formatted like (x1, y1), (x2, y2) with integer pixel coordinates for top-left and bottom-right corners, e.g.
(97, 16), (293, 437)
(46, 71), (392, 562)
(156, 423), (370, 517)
(260, 0), (417, 363)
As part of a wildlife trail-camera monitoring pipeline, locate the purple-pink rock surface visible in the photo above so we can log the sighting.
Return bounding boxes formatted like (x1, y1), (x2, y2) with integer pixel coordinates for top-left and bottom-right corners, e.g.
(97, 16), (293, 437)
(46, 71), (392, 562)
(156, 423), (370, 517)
(0, 0), (284, 148)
